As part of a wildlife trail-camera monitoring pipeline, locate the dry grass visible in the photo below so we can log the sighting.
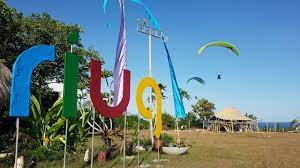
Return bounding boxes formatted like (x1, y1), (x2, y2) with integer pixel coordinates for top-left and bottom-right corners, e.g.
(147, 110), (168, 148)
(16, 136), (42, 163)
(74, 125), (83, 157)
(163, 131), (300, 168)
(33, 131), (300, 168)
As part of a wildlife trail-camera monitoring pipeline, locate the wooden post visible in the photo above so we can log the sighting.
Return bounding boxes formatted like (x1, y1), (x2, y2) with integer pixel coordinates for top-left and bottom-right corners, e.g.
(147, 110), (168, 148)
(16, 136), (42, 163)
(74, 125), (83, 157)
(14, 118), (20, 168)
(63, 119), (69, 168)
(188, 118), (191, 130)
(215, 122), (217, 132)
(123, 112), (127, 168)
(213, 122), (215, 132)
(231, 121), (234, 133)
(176, 120), (180, 144)
(90, 108), (95, 168)
(137, 113), (140, 167)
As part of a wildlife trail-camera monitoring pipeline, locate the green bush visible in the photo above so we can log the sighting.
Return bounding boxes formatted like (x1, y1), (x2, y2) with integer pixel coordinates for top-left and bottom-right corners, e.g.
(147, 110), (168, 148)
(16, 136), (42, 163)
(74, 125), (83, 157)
(114, 115), (149, 130)
(30, 146), (49, 161)
(48, 140), (64, 161)
(161, 134), (174, 146)
(27, 140), (64, 162)
(140, 137), (152, 147)
(162, 113), (176, 129)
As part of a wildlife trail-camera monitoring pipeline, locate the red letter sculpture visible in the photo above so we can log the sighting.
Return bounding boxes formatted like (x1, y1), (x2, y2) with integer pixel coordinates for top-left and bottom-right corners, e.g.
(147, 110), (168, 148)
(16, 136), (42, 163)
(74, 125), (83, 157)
(90, 59), (130, 118)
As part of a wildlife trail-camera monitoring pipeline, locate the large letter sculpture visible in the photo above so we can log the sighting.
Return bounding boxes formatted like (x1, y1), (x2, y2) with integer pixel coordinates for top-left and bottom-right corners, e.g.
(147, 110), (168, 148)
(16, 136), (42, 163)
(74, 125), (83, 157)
(90, 59), (130, 118)
(62, 52), (80, 118)
(136, 77), (162, 139)
(9, 45), (55, 117)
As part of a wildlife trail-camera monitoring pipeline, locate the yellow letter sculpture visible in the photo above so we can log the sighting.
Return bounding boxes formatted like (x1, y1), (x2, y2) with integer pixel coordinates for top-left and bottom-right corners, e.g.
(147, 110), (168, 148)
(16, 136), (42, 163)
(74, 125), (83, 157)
(136, 77), (162, 139)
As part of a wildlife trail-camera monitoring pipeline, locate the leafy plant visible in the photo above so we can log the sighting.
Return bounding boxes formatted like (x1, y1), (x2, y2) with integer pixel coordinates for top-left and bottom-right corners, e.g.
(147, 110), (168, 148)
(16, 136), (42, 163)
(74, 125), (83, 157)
(161, 133), (174, 146)
(30, 95), (64, 146)
(140, 137), (152, 148)
(245, 113), (258, 120)
(26, 140), (64, 162)
(29, 95), (90, 149)
(191, 98), (215, 120)
(179, 88), (191, 101)
(162, 112), (176, 129)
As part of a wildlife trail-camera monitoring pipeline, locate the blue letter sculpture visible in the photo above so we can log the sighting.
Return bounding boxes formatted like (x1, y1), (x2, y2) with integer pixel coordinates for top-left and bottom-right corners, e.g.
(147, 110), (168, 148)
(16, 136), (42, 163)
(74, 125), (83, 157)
(9, 45), (55, 117)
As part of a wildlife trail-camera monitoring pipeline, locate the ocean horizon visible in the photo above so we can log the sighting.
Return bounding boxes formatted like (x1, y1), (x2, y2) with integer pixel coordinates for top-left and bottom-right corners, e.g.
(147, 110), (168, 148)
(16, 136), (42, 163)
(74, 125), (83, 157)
(258, 122), (291, 129)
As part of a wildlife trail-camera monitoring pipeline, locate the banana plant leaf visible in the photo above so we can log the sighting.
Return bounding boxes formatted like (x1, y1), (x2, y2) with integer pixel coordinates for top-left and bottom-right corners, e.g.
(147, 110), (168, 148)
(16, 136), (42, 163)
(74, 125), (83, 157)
(47, 118), (65, 135)
(49, 98), (63, 116)
(198, 41), (240, 56)
(69, 123), (77, 132)
(30, 95), (41, 120)
(79, 111), (90, 128)
(59, 136), (66, 144)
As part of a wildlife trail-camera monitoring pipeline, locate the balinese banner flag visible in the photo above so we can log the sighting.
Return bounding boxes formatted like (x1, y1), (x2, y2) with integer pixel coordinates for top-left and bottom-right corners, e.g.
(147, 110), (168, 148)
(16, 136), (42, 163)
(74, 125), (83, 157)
(113, 0), (127, 106)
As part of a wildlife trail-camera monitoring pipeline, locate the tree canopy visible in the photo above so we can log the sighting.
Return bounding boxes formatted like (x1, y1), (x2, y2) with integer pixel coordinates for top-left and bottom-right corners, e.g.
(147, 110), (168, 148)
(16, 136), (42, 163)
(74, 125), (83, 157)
(191, 98), (215, 120)
(0, 1), (104, 109)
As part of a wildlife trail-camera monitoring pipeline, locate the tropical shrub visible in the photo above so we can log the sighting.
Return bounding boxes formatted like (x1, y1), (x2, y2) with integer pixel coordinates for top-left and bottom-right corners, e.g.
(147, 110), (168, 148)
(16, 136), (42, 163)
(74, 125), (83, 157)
(29, 95), (90, 149)
(162, 112), (176, 129)
(114, 114), (149, 130)
(161, 133), (174, 146)
(26, 140), (64, 162)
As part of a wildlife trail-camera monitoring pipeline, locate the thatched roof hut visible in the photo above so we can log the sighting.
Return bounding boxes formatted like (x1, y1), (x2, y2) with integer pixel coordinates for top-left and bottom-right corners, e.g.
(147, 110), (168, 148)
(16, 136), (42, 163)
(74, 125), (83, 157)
(215, 107), (252, 121)
(211, 107), (254, 132)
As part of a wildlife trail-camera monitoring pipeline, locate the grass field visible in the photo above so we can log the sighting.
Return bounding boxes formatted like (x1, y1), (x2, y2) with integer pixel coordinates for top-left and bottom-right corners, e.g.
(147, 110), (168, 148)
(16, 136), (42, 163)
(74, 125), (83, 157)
(32, 131), (300, 168)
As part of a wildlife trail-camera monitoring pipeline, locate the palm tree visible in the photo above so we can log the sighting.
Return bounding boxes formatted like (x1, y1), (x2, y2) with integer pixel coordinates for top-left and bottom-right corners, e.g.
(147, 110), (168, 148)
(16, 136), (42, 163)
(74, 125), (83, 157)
(290, 119), (299, 128)
(148, 83), (167, 105)
(101, 69), (114, 104)
(101, 69), (113, 89)
(0, 62), (11, 111)
(100, 69), (114, 131)
(179, 88), (191, 101)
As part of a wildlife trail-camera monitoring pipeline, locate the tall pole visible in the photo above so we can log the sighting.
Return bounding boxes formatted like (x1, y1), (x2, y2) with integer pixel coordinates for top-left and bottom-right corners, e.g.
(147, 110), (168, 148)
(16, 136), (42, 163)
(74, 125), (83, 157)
(90, 108), (95, 168)
(137, 113), (140, 167)
(176, 119), (180, 144)
(63, 44), (73, 168)
(123, 111), (127, 168)
(14, 118), (20, 168)
(148, 31), (154, 147)
(63, 119), (68, 168)
(136, 19), (167, 150)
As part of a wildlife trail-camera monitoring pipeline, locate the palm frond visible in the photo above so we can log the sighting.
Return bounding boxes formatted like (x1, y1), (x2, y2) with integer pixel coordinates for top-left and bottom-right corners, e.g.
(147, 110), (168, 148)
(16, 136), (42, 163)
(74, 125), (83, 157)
(0, 63), (11, 110)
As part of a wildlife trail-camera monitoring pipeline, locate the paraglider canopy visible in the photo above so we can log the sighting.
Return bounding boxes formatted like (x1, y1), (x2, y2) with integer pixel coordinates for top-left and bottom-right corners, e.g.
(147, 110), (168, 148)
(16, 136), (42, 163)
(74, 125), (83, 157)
(198, 41), (240, 56)
(197, 41), (240, 81)
(186, 77), (205, 85)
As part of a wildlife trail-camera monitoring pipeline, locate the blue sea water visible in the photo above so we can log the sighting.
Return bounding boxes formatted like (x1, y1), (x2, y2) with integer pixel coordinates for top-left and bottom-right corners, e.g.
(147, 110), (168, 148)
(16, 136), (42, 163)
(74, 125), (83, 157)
(258, 122), (291, 129)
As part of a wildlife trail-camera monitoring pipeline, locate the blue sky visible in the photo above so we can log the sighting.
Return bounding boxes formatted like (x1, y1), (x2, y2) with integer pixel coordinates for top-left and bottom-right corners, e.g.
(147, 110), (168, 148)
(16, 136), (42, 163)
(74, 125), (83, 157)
(7, 0), (300, 122)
